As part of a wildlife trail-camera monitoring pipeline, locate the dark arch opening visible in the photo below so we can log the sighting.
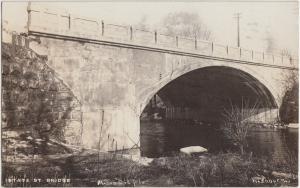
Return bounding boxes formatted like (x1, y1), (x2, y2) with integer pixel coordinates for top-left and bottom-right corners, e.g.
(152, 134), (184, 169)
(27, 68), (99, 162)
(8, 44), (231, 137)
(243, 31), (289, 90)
(140, 66), (277, 157)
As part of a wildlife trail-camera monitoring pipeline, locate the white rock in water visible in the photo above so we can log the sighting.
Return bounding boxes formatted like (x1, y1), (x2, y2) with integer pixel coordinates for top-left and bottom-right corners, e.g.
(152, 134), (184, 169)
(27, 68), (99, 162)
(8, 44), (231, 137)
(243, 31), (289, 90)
(180, 146), (208, 155)
(287, 123), (298, 128)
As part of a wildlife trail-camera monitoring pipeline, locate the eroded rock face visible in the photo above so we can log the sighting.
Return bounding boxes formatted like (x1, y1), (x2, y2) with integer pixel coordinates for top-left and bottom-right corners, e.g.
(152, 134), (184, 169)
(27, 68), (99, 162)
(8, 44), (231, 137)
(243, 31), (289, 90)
(180, 146), (208, 155)
(2, 41), (82, 146)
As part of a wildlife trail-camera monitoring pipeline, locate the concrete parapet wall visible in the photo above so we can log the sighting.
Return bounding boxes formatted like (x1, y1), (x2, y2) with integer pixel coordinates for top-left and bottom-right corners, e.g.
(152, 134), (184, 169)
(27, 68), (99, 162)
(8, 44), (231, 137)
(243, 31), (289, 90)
(27, 3), (298, 69)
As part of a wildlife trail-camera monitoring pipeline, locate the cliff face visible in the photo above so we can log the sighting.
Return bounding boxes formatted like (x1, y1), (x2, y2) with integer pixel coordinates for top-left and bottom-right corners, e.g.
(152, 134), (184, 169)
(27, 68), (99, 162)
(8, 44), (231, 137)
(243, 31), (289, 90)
(2, 40), (82, 146)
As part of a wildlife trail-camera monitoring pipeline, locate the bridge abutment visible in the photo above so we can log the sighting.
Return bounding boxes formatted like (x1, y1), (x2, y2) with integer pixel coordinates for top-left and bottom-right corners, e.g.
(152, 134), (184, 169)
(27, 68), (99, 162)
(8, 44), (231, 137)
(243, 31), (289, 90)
(80, 106), (140, 151)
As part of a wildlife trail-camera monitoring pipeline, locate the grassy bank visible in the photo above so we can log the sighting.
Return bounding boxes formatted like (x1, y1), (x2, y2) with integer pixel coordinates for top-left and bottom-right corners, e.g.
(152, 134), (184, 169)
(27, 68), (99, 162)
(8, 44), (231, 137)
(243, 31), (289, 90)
(2, 149), (297, 187)
(2, 128), (297, 187)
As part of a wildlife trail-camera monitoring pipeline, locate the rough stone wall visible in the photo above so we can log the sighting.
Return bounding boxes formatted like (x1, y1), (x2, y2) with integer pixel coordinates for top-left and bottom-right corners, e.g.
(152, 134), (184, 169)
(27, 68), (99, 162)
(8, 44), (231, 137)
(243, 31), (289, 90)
(2, 36), (82, 145)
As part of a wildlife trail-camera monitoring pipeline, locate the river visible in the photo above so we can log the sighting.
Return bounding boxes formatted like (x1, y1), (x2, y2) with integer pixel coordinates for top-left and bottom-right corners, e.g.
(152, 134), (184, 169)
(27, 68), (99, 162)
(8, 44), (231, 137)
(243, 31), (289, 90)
(140, 120), (298, 163)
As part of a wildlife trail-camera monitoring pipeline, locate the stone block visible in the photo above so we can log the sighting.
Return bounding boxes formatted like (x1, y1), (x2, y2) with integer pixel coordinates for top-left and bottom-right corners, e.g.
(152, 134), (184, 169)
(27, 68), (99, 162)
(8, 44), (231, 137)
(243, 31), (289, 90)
(2, 112), (8, 128)
(71, 110), (82, 121)
(2, 55), (10, 65)
(51, 112), (60, 121)
(10, 90), (21, 103)
(16, 91), (28, 105)
(10, 62), (23, 74)
(23, 112), (38, 125)
(23, 70), (37, 79)
(48, 83), (59, 91)
(61, 111), (71, 119)
(28, 79), (39, 89)
(2, 64), (10, 75)
(24, 59), (34, 67)
(2, 76), (11, 88)
(39, 82), (50, 90)
(19, 79), (28, 89)
(2, 87), (10, 98)
(15, 110), (26, 125)
(10, 75), (21, 87)
(2, 100), (15, 111)
(5, 111), (16, 127)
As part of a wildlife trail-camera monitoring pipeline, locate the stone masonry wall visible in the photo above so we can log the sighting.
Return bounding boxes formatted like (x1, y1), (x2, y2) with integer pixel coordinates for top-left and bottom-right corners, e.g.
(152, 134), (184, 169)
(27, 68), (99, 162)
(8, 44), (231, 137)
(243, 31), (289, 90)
(2, 34), (82, 145)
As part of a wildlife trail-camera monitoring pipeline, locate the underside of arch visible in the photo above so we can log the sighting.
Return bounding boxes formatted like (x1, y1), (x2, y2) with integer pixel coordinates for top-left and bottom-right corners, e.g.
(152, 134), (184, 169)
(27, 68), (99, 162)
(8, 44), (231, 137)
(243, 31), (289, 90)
(141, 66), (277, 123)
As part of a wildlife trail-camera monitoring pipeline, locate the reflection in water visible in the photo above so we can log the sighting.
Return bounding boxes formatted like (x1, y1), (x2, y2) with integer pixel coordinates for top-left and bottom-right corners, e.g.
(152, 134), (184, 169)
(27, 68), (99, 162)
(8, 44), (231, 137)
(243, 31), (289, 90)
(248, 128), (298, 163)
(140, 120), (298, 162)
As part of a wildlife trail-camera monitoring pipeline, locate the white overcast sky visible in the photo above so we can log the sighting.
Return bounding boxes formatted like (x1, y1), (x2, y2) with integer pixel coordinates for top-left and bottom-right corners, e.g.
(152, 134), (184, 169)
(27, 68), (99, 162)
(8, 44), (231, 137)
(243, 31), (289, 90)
(2, 1), (299, 56)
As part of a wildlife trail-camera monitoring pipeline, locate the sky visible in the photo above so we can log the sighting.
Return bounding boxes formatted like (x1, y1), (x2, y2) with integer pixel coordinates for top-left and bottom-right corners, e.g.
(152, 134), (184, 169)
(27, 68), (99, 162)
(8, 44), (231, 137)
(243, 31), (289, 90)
(2, 1), (299, 56)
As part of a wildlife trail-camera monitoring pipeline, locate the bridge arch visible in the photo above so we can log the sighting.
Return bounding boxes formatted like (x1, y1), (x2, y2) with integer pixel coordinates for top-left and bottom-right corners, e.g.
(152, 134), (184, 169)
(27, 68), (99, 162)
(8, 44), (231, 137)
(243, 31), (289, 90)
(138, 62), (279, 116)
(139, 63), (279, 157)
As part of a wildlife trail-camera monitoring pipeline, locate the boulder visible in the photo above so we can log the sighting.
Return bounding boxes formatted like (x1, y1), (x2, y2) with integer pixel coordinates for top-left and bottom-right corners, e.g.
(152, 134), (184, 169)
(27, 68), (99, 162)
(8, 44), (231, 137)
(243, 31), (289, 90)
(180, 146), (208, 155)
(271, 171), (297, 179)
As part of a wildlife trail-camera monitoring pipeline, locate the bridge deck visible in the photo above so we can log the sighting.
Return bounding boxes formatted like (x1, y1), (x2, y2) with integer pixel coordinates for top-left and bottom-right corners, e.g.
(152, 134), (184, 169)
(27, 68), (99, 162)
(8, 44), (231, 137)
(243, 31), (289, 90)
(26, 3), (298, 70)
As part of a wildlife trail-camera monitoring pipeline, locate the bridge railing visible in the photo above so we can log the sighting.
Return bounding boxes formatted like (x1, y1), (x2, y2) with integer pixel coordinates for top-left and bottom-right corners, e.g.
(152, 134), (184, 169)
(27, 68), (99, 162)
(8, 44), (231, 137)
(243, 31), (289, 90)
(132, 28), (155, 45)
(158, 33), (176, 48)
(196, 40), (212, 56)
(253, 51), (264, 62)
(27, 4), (298, 68)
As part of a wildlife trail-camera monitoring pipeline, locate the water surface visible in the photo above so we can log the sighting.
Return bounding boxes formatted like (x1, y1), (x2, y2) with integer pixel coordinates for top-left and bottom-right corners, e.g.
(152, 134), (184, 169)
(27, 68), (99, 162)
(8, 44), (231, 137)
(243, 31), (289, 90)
(140, 120), (298, 162)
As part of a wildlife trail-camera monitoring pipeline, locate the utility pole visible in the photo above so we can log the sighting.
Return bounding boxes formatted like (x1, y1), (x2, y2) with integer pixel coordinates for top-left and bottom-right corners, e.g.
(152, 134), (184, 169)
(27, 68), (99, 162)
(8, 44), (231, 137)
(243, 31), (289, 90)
(233, 13), (242, 47)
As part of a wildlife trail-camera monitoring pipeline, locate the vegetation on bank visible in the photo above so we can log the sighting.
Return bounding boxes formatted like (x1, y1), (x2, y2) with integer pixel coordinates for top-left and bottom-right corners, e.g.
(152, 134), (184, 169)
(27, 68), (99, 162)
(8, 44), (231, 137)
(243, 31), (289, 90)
(3, 148), (298, 187)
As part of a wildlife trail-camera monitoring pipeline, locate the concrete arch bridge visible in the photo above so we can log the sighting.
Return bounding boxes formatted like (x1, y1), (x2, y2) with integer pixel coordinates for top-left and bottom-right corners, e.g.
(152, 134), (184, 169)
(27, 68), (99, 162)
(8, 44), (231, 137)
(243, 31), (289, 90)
(5, 4), (297, 151)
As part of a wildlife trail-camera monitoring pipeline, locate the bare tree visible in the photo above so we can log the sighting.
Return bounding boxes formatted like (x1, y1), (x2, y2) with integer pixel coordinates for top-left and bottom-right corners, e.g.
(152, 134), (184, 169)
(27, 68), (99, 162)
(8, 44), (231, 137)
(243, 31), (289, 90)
(280, 49), (298, 88)
(221, 101), (259, 155)
(264, 32), (276, 53)
(159, 12), (212, 40)
(134, 15), (150, 31)
(281, 68), (298, 93)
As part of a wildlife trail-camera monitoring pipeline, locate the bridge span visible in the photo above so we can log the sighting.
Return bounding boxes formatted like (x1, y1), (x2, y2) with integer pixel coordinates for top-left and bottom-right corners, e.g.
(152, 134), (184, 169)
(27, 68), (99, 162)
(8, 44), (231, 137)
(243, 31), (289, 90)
(3, 3), (298, 151)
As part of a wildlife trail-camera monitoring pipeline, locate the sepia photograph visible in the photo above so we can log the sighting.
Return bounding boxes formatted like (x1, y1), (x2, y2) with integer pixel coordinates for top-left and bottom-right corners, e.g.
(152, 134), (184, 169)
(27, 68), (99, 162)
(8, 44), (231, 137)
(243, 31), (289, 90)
(1, 0), (299, 187)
